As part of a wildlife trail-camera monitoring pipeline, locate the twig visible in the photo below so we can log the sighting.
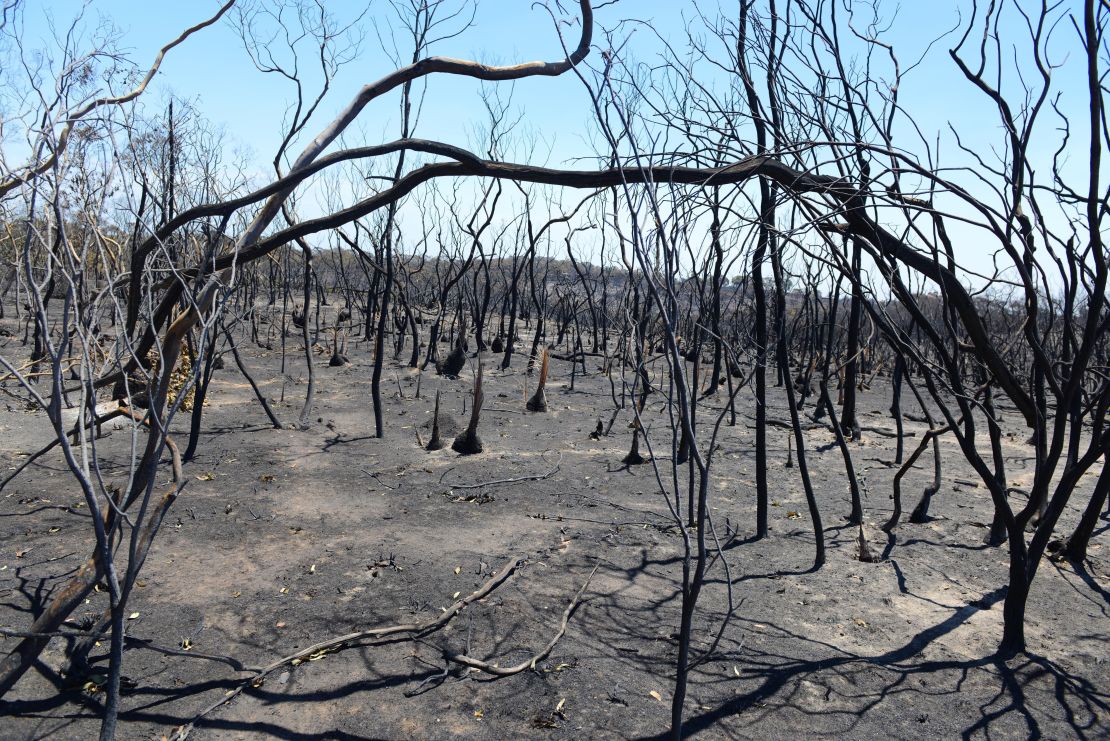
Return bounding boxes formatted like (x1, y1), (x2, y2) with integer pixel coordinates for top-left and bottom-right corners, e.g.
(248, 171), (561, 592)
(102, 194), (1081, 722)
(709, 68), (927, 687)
(171, 556), (524, 740)
(442, 563), (596, 675)
(361, 469), (397, 490)
(856, 424), (912, 439)
(440, 452), (562, 489)
(0, 627), (92, 638)
(403, 663), (449, 697)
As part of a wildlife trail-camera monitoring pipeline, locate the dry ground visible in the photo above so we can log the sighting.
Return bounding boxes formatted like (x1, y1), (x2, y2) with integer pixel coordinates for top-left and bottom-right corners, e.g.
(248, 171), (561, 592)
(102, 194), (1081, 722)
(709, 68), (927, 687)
(0, 329), (1107, 739)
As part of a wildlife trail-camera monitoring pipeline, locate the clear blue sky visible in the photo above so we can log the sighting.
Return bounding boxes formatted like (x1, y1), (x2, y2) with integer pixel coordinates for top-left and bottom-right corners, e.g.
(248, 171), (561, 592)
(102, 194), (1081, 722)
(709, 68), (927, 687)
(13, 0), (1009, 173)
(7, 0), (1096, 285)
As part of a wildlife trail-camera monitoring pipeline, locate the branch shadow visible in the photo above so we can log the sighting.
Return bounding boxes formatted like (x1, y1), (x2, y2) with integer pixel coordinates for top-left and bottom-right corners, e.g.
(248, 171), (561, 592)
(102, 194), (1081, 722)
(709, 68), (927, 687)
(636, 585), (1109, 740)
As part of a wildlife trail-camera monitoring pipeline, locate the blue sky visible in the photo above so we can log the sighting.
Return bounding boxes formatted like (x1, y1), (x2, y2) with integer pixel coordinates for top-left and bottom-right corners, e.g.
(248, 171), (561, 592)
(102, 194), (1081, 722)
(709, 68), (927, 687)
(13, 0), (1004, 173)
(7, 1), (1098, 286)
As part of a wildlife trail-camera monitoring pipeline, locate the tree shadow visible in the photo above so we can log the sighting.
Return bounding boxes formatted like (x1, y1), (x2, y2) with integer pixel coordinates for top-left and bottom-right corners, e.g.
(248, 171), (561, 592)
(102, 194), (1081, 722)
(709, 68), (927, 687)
(636, 584), (1108, 740)
(3, 534), (1105, 740)
(1056, 559), (1110, 612)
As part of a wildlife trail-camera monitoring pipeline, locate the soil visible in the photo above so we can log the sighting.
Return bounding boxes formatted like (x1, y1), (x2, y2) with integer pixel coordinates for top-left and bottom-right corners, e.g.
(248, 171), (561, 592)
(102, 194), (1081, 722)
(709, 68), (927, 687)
(0, 330), (1107, 740)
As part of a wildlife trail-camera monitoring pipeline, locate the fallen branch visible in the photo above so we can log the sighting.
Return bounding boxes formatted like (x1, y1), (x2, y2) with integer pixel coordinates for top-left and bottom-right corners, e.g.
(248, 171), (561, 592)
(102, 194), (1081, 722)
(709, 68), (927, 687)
(171, 556), (524, 740)
(440, 452), (562, 489)
(856, 424), (912, 439)
(746, 417), (823, 431)
(441, 563), (597, 675)
(804, 413), (914, 438)
(0, 627), (92, 639)
(745, 414), (916, 439)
